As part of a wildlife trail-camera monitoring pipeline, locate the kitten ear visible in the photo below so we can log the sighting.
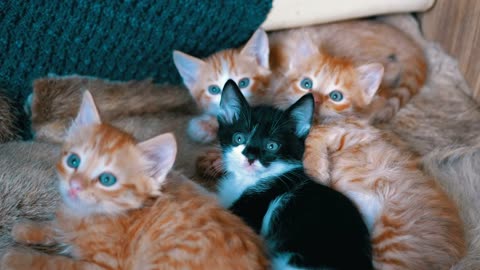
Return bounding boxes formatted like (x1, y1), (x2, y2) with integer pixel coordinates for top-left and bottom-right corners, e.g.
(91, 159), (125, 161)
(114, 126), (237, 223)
(356, 63), (384, 105)
(290, 35), (318, 68)
(218, 80), (250, 124)
(286, 93), (315, 137)
(240, 28), (270, 68)
(68, 90), (101, 134)
(172, 50), (206, 90)
(138, 133), (177, 183)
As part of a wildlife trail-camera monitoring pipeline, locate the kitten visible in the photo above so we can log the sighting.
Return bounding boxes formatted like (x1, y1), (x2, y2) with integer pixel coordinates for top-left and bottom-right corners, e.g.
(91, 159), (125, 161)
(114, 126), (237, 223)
(173, 28), (271, 143)
(302, 102), (466, 267)
(269, 19), (427, 123)
(216, 80), (373, 270)
(0, 91), (269, 270)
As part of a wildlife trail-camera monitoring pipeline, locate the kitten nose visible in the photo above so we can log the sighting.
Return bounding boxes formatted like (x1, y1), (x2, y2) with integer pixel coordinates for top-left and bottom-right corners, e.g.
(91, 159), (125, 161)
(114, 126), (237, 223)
(70, 178), (83, 191)
(242, 149), (257, 165)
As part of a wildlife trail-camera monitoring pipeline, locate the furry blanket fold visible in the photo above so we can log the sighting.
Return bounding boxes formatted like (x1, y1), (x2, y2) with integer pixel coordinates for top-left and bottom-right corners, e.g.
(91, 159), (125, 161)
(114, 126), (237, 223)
(0, 14), (479, 269)
(379, 15), (480, 270)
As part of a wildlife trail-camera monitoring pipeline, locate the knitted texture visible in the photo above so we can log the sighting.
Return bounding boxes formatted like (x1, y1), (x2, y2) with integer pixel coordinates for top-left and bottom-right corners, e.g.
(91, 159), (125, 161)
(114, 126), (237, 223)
(0, 0), (272, 100)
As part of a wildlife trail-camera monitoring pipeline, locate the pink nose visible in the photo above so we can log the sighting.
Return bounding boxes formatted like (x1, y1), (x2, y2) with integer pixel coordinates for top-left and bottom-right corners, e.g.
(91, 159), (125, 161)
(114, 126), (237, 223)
(68, 179), (83, 198)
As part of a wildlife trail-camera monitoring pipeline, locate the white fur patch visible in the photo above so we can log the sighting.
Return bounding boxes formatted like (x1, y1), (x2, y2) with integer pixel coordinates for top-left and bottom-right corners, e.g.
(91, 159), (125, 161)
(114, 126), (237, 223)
(344, 190), (382, 232)
(218, 145), (300, 208)
(271, 253), (313, 270)
(261, 194), (290, 236)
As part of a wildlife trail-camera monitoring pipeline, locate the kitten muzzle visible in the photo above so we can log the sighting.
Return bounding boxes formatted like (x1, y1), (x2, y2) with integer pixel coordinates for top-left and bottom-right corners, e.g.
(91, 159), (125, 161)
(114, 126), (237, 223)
(68, 179), (84, 198)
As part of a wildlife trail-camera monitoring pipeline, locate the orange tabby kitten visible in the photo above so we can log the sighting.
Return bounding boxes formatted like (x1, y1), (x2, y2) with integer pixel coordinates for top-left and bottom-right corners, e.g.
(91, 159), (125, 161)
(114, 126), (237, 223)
(173, 29), (271, 143)
(0, 91), (268, 270)
(300, 61), (465, 269)
(269, 19), (427, 123)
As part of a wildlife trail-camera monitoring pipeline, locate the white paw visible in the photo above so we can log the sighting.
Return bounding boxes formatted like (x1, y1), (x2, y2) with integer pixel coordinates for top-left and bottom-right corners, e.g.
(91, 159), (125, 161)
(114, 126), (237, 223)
(187, 114), (218, 144)
(314, 169), (330, 184)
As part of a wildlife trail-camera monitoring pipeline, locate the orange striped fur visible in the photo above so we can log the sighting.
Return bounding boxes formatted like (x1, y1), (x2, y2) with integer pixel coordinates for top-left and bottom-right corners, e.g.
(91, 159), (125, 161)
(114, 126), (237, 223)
(270, 19), (427, 123)
(173, 29), (271, 144)
(0, 91), (268, 270)
(303, 118), (466, 269)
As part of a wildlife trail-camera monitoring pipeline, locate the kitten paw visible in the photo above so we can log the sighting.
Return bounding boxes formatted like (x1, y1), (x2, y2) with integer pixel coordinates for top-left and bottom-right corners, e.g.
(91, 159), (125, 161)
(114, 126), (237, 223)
(196, 148), (224, 181)
(1, 249), (32, 270)
(310, 169), (331, 184)
(371, 107), (395, 124)
(11, 222), (52, 245)
(187, 115), (218, 144)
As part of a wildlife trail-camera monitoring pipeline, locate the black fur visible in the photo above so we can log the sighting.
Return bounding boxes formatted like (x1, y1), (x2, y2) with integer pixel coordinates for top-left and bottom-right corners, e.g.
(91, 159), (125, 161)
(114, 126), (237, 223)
(217, 80), (373, 270)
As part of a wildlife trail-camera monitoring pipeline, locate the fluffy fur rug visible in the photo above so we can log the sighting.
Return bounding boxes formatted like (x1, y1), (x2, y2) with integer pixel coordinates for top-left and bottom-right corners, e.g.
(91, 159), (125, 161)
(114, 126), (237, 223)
(0, 14), (478, 269)
(379, 15), (480, 269)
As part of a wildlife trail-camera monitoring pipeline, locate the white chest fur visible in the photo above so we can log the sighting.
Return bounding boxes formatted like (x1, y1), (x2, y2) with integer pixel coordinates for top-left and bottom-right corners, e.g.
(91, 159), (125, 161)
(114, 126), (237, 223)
(217, 173), (259, 208)
(343, 190), (383, 232)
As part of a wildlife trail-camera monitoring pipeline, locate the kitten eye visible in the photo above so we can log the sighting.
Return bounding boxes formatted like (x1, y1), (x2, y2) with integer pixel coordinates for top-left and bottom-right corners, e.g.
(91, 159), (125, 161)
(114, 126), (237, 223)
(265, 141), (280, 152)
(329, 90), (344, 102)
(238, 78), (250, 88)
(66, 153), (81, 169)
(300, 78), (313, 90)
(207, 85), (221, 95)
(98, 172), (117, 187)
(232, 133), (246, 145)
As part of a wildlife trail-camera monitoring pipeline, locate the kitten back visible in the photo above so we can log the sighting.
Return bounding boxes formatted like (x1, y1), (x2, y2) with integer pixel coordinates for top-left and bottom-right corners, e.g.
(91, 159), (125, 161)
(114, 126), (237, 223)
(31, 76), (195, 141)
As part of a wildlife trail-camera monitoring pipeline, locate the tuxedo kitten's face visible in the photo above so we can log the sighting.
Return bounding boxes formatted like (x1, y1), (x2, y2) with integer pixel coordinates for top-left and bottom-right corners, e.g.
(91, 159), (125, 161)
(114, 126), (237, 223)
(274, 37), (384, 121)
(217, 80), (314, 179)
(173, 29), (271, 115)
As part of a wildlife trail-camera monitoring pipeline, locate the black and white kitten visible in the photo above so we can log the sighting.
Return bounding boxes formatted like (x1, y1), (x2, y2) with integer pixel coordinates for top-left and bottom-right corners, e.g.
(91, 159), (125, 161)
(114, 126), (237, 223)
(216, 80), (373, 270)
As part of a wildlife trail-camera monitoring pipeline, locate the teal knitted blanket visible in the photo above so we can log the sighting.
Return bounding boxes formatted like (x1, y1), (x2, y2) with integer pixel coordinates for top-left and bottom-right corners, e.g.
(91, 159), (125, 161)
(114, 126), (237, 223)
(0, 0), (272, 100)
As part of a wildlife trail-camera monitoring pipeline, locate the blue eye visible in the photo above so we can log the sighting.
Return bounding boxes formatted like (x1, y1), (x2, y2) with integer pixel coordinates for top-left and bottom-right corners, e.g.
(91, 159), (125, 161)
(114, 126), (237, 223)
(66, 153), (81, 169)
(98, 172), (117, 187)
(238, 78), (250, 88)
(265, 141), (280, 152)
(232, 133), (246, 145)
(300, 78), (313, 90)
(208, 85), (221, 95)
(329, 90), (344, 102)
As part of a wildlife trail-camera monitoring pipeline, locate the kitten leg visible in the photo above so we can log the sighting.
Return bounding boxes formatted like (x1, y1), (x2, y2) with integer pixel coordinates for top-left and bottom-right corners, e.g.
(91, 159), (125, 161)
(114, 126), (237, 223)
(371, 86), (411, 124)
(12, 221), (58, 246)
(304, 126), (357, 184)
(1, 249), (103, 270)
(187, 114), (219, 143)
(303, 128), (331, 184)
(196, 148), (224, 180)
